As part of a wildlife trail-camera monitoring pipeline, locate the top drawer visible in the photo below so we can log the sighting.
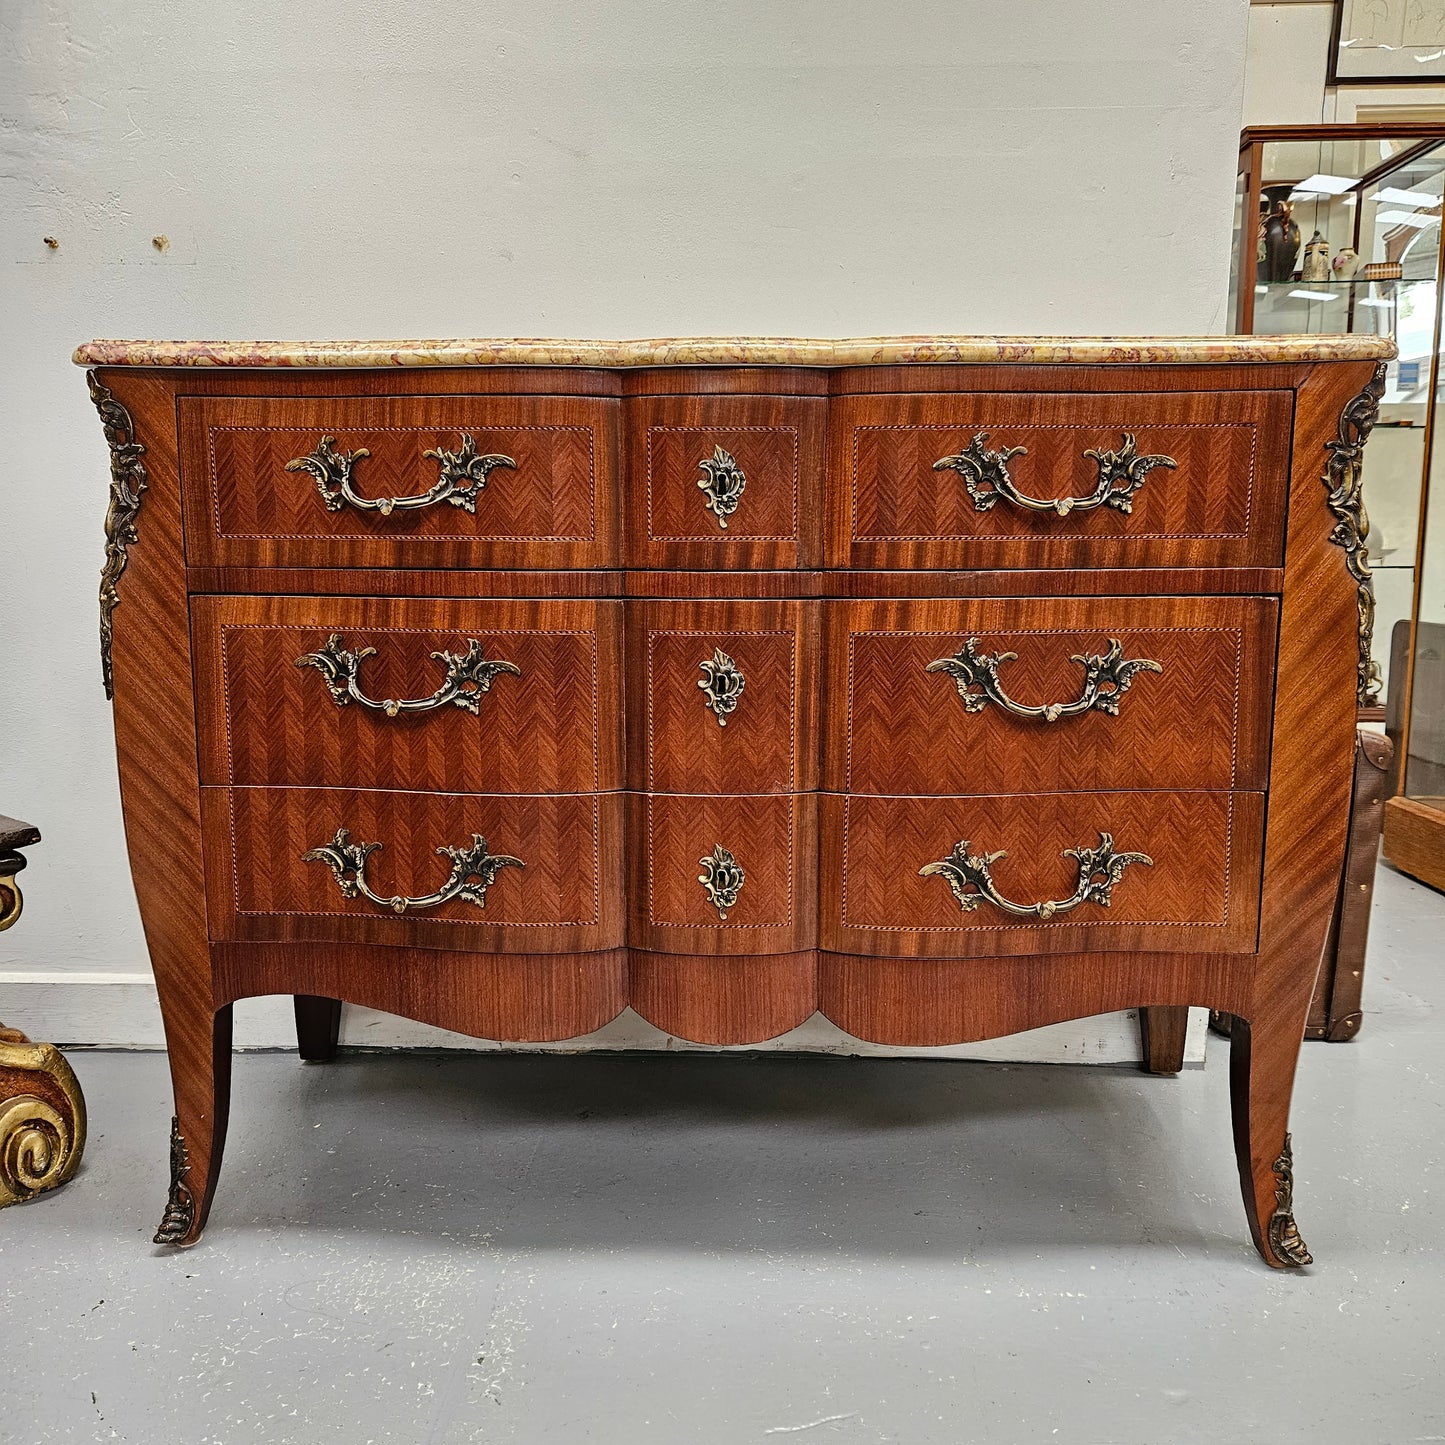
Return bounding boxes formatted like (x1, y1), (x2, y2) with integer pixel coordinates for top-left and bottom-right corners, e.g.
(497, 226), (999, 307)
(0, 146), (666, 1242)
(178, 394), (619, 570)
(827, 389), (1292, 570)
(623, 393), (826, 569)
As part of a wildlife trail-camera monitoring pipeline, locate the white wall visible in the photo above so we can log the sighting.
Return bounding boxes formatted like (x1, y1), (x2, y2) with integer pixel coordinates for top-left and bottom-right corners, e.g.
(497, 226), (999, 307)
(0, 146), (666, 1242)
(1244, 2), (1334, 125)
(0, 0), (1248, 1059)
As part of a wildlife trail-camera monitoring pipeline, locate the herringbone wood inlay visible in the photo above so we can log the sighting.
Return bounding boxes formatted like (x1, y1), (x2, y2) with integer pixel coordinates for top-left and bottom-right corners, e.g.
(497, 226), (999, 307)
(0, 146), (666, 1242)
(193, 595), (622, 795)
(204, 785), (624, 954)
(627, 392), (826, 568)
(629, 599), (819, 795)
(829, 388), (1291, 570)
(830, 595), (1275, 795)
(823, 790), (1263, 957)
(629, 793), (817, 956)
(179, 393), (618, 569)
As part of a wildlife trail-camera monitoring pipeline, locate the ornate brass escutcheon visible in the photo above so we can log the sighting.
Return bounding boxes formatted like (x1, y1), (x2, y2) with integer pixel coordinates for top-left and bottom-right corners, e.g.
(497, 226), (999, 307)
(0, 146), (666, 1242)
(920, 831), (1152, 919)
(933, 431), (1176, 516)
(925, 637), (1162, 722)
(697, 648), (746, 726)
(698, 844), (745, 920)
(296, 633), (521, 717)
(287, 432), (516, 515)
(696, 445), (746, 528)
(303, 827), (524, 915)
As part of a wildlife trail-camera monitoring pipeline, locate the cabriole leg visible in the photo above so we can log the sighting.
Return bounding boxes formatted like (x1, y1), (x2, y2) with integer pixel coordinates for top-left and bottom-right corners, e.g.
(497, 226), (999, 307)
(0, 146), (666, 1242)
(1228, 980), (1317, 1269)
(154, 1003), (232, 1248)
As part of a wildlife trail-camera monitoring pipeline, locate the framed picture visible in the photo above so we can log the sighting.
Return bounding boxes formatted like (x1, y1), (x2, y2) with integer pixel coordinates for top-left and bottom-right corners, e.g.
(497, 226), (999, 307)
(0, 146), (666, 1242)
(1330, 0), (1445, 85)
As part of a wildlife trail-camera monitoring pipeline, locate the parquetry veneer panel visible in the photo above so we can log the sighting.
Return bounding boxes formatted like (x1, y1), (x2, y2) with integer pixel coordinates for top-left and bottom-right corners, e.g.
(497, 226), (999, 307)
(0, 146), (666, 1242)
(828, 388), (1292, 571)
(822, 790), (1264, 958)
(628, 599), (819, 795)
(193, 595), (623, 796)
(203, 786), (624, 955)
(625, 391), (826, 569)
(179, 393), (620, 570)
(628, 792), (817, 957)
(829, 595), (1277, 795)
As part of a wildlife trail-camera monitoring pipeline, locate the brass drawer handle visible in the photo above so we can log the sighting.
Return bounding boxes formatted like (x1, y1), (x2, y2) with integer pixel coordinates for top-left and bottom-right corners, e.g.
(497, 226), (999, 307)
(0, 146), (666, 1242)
(287, 433), (516, 516)
(920, 831), (1151, 919)
(926, 637), (1161, 722)
(295, 633), (520, 717)
(302, 827), (523, 915)
(698, 843), (745, 919)
(933, 432), (1176, 516)
(697, 648), (745, 726)
(697, 445), (746, 528)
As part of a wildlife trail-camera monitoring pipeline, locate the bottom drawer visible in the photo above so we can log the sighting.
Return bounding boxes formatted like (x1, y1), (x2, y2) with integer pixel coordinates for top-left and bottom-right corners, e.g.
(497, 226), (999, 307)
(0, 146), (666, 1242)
(822, 791), (1263, 958)
(629, 793), (817, 955)
(203, 786), (624, 952)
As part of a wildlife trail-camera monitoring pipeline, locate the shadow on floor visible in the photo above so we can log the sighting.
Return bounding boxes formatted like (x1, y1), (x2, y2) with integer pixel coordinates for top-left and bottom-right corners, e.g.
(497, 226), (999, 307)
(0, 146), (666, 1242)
(204, 1048), (1242, 1262)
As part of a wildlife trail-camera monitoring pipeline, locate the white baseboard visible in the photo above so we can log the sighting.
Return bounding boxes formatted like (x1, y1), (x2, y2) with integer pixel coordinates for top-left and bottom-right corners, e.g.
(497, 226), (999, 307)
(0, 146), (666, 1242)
(0, 971), (1206, 1064)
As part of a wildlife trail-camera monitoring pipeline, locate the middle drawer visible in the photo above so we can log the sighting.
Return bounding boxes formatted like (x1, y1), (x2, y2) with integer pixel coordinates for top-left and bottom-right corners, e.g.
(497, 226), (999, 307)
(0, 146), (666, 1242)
(627, 600), (819, 794)
(193, 595), (624, 795)
(827, 595), (1277, 795)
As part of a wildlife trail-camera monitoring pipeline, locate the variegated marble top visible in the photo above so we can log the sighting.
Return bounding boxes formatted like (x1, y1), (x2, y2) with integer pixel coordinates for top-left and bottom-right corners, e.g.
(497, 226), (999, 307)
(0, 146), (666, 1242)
(73, 335), (1397, 369)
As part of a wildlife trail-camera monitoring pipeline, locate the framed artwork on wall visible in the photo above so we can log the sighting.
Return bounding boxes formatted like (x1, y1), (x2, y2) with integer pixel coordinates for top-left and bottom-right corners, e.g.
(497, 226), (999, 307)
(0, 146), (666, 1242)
(1331, 0), (1445, 85)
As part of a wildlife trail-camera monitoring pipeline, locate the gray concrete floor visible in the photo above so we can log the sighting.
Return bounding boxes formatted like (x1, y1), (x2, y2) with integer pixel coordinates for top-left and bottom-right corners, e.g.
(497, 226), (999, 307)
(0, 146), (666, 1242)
(3, 864), (1443, 1445)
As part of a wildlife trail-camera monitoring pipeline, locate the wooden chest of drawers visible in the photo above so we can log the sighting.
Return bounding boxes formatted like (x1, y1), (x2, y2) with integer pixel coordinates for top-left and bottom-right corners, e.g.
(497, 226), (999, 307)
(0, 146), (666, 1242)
(77, 334), (1392, 1266)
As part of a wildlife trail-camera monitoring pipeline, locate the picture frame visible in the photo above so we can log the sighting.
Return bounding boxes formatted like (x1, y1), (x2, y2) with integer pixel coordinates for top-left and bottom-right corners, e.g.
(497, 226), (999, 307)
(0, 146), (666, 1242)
(1330, 0), (1445, 85)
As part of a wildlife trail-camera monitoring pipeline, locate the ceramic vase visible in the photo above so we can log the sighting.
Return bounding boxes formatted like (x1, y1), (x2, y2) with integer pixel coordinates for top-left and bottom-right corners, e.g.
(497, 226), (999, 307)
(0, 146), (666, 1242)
(1301, 230), (1331, 283)
(1261, 191), (1301, 284)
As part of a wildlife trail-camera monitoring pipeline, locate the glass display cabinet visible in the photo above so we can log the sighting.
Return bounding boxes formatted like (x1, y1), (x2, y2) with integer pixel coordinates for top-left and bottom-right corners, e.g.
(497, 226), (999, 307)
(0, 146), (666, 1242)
(1230, 124), (1445, 890)
(1231, 124), (1445, 713)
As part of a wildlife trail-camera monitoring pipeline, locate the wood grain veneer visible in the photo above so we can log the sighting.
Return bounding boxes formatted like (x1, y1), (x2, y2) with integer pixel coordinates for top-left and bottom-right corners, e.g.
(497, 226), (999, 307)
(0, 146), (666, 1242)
(629, 950), (818, 1045)
(203, 786), (624, 954)
(1226, 358), (1373, 1269)
(828, 388), (1292, 571)
(818, 951), (1253, 1047)
(627, 599), (819, 795)
(193, 595), (622, 795)
(822, 790), (1264, 958)
(828, 596), (1276, 795)
(179, 393), (620, 570)
(214, 941), (628, 1042)
(83, 343), (1384, 1266)
(625, 392), (826, 569)
(184, 566), (1287, 600)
